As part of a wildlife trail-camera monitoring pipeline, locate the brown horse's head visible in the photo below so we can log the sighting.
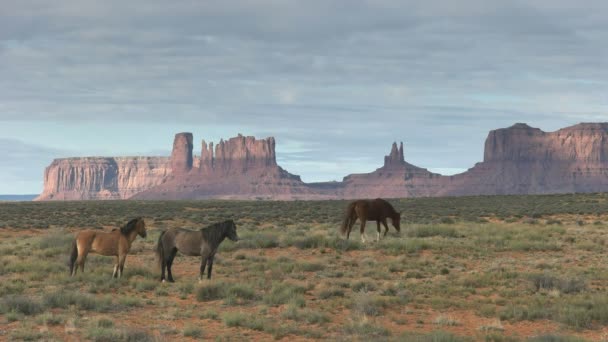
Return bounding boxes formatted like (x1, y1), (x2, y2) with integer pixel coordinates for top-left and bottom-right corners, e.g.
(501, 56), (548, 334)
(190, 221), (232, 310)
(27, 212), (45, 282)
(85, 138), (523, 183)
(121, 217), (147, 238)
(391, 212), (401, 232)
(136, 218), (147, 238)
(225, 220), (239, 242)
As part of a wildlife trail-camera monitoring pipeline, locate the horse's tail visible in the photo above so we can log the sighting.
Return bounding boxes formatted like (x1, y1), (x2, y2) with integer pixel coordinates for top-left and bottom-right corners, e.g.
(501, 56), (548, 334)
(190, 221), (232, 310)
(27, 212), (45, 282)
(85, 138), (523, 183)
(68, 238), (78, 275)
(340, 202), (357, 235)
(155, 231), (166, 271)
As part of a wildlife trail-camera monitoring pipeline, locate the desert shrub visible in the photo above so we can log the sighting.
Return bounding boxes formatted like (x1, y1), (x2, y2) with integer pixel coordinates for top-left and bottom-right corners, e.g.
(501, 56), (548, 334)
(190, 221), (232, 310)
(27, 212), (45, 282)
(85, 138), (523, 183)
(408, 226), (458, 238)
(0, 295), (42, 315)
(343, 320), (391, 338)
(222, 312), (266, 331)
(224, 284), (257, 305)
(398, 331), (470, 342)
(132, 279), (158, 292)
(43, 290), (113, 312)
(527, 336), (587, 342)
(529, 274), (586, 294)
(294, 262), (325, 272)
(263, 282), (306, 306)
(319, 288), (344, 299)
(196, 282), (225, 301)
(351, 292), (386, 316)
(352, 280), (377, 292)
(183, 325), (203, 338)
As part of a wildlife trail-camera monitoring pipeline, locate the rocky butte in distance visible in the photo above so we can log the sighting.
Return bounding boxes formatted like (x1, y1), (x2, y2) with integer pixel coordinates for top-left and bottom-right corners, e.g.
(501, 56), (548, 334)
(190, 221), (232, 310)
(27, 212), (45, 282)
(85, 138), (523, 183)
(35, 123), (608, 201)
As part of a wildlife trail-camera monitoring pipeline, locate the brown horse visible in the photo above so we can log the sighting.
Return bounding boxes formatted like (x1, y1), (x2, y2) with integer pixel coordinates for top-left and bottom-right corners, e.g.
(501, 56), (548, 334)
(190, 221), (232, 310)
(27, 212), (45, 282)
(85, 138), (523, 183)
(69, 217), (147, 278)
(340, 198), (401, 243)
(155, 220), (239, 282)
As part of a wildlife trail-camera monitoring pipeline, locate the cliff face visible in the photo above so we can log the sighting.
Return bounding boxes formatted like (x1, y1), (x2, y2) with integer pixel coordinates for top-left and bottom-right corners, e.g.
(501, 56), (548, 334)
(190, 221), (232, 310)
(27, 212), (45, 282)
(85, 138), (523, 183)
(443, 123), (608, 196)
(36, 123), (608, 201)
(132, 134), (306, 200)
(35, 157), (170, 200)
(484, 123), (608, 162)
(171, 132), (194, 175)
(199, 134), (277, 174)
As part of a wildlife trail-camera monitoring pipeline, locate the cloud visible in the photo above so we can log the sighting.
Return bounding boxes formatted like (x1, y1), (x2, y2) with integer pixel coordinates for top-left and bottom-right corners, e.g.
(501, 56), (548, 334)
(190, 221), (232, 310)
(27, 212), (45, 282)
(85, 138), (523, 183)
(0, 139), (67, 193)
(1, 1), (608, 191)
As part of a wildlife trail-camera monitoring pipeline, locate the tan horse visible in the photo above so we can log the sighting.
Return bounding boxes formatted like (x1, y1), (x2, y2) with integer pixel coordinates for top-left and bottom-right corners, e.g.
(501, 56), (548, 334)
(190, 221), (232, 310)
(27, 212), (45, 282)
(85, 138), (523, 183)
(340, 198), (401, 243)
(69, 217), (147, 278)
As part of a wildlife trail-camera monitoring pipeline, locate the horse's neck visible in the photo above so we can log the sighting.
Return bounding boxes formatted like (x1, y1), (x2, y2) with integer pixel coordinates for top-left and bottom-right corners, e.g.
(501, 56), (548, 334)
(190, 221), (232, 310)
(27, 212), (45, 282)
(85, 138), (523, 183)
(203, 227), (225, 246)
(125, 230), (139, 244)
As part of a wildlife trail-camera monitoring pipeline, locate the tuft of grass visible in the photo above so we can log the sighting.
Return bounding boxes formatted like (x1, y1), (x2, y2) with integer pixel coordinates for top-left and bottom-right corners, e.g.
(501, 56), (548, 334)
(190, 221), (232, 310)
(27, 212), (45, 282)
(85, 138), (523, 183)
(529, 273), (586, 294)
(408, 225), (459, 238)
(37, 312), (65, 326)
(222, 312), (266, 331)
(43, 290), (113, 312)
(183, 325), (203, 338)
(351, 292), (387, 317)
(132, 278), (158, 292)
(224, 284), (257, 305)
(196, 282), (226, 302)
(433, 315), (461, 326)
(527, 336), (587, 342)
(263, 282), (307, 306)
(319, 288), (344, 299)
(0, 295), (42, 315)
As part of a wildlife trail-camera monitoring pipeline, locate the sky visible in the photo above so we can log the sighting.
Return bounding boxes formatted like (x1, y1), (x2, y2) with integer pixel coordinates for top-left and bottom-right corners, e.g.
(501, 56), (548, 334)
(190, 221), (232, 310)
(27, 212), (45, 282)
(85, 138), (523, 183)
(1, 1), (608, 194)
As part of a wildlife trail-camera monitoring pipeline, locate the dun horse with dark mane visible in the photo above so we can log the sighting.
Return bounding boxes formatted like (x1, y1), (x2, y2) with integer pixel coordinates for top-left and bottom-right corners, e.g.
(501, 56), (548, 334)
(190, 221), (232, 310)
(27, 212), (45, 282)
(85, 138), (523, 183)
(340, 198), (401, 242)
(156, 220), (239, 282)
(69, 217), (147, 278)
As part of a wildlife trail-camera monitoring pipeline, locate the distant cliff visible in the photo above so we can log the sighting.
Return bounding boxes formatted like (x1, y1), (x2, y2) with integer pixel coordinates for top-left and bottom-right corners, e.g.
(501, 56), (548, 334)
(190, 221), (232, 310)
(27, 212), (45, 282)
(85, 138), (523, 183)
(35, 123), (608, 200)
(132, 133), (308, 200)
(36, 157), (170, 200)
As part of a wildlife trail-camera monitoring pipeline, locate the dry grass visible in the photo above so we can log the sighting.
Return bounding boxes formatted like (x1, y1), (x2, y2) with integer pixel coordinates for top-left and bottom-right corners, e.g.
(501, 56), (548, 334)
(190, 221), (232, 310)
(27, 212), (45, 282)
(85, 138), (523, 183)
(2, 194), (608, 340)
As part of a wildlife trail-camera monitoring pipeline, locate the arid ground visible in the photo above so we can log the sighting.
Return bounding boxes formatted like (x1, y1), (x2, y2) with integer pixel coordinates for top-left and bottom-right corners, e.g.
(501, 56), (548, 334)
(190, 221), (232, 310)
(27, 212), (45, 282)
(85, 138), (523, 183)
(2, 194), (608, 341)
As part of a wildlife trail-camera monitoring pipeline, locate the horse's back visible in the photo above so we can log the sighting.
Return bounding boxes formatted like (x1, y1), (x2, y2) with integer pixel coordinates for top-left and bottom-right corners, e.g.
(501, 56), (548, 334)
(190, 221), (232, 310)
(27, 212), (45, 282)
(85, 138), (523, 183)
(167, 228), (203, 256)
(75, 230), (120, 256)
(353, 198), (395, 220)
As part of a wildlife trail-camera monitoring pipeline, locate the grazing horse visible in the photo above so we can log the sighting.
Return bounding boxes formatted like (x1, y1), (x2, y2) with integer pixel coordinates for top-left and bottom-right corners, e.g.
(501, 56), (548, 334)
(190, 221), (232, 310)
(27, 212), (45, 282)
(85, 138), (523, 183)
(340, 198), (401, 243)
(156, 220), (239, 282)
(69, 217), (147, 278)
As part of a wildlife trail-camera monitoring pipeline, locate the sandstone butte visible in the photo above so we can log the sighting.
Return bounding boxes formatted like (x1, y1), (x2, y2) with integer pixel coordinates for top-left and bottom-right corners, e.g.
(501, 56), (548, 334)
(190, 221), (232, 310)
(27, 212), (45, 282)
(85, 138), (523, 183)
(34, 123), (608, 201)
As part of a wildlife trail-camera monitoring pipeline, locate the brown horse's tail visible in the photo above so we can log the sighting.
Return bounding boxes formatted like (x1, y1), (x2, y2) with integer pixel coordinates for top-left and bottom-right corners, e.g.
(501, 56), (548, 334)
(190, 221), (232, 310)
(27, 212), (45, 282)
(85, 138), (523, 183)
(68, 239), (78, 275)
(340, 202), (357, 236)
(155, 231), (166, 271)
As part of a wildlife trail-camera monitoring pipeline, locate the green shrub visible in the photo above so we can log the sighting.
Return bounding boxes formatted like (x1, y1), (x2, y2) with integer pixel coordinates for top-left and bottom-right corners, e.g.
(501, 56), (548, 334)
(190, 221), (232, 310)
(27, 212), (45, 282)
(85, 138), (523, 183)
(196, 282), (225, 301)
(43, 290), (113, 312)
(0, 295), (42, 315)
(263, 283), (306, 306)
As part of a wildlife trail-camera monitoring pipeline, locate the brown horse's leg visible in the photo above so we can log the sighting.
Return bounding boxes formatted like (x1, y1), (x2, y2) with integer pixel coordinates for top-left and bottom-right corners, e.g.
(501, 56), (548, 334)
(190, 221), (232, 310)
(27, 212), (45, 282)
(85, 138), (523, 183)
(359, 220), (367, 243)
(382, 219), (390, 237)
(76, 245), (89, 274)
(117, 254), (127, 278)
(376, 221), (382, 242)
(347, 215), (357, 240)
(112, 256), (119, 278)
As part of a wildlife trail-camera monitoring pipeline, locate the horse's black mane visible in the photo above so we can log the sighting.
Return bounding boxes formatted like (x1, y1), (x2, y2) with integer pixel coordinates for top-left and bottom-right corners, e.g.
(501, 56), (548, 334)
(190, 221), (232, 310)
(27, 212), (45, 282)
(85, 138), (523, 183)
(120, 217), (142, 235)
(200, 220), (234, 231)
(200, 220), (235, 242)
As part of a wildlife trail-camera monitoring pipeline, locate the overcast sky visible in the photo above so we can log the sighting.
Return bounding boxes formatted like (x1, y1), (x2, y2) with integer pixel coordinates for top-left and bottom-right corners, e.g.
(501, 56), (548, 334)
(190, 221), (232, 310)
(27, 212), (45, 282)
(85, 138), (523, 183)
(1, 1), (608, 194)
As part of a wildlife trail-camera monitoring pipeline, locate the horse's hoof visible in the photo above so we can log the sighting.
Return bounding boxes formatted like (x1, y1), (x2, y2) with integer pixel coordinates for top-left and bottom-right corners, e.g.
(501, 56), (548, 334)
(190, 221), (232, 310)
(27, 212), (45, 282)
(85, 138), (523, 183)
(161, 279), (166, 283)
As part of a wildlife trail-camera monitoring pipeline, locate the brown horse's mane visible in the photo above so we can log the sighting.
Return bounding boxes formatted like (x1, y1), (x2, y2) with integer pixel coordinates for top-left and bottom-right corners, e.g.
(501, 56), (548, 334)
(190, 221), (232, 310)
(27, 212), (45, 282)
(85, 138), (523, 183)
(120, 217), (142, 235)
